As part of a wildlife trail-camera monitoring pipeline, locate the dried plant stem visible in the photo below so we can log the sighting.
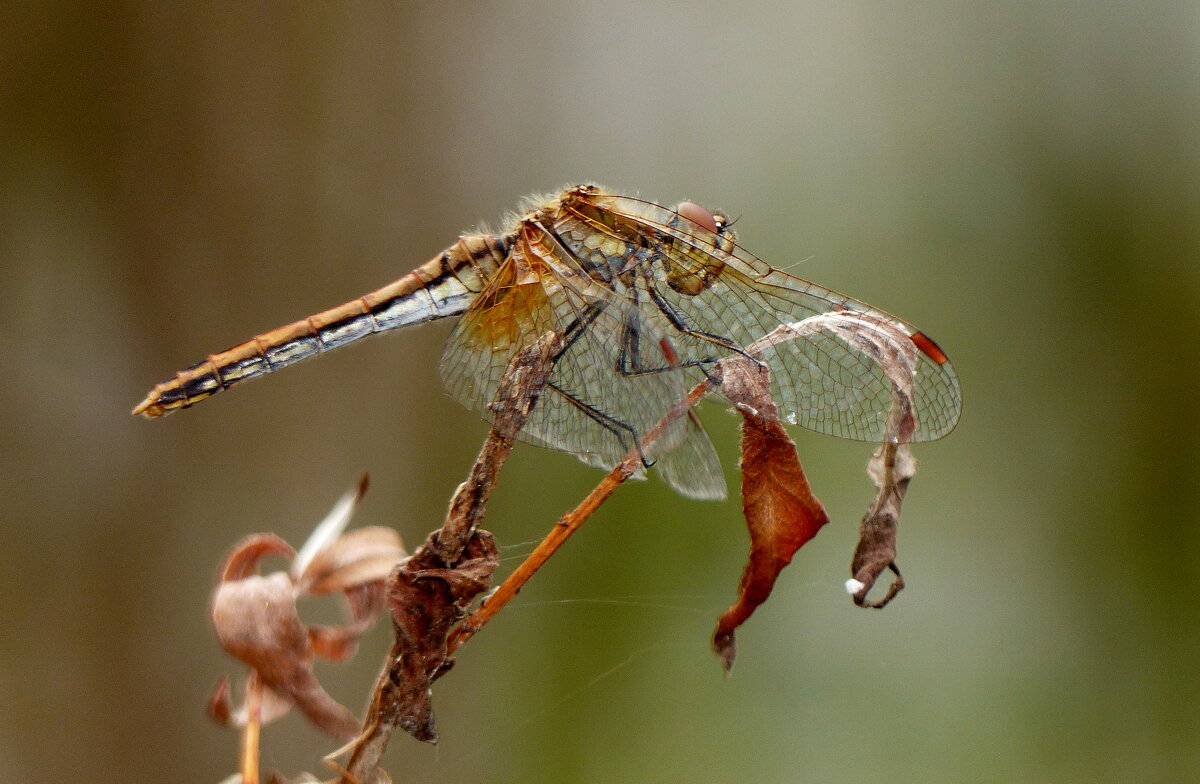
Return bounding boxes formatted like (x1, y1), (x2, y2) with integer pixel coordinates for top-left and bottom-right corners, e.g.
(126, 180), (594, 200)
(446, 458), (635, 653)
(338, 334), (563, 783)
(240, 669), (262, 784)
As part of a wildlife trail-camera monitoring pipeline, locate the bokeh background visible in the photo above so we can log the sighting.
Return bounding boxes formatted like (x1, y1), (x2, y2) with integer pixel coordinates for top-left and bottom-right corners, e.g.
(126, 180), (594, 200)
(3, 3), (1197, 782)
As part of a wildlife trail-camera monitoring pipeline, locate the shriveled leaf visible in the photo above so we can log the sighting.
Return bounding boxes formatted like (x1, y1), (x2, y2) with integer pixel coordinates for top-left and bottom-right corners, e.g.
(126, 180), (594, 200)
(382, 530), (499, 743)
(297, 526), (406, 596)
(712, 359), (829, 671)
(212, 572), (359, 739)
(847, 443), (917, 608)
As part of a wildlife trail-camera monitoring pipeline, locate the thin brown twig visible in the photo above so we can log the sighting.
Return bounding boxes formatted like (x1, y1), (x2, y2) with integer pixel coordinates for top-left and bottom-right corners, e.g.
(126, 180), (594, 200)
(447, 375), (720, 654)
(240, 669), (262, 784)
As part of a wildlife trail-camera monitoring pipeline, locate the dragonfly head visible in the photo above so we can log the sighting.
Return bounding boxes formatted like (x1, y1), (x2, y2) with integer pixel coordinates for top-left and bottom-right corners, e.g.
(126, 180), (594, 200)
(676, 201), (736, 253)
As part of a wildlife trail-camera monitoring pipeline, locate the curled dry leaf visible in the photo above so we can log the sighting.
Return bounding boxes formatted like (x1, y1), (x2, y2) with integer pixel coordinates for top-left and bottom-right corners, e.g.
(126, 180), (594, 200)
(209, 477), (406, 740)
(848, 443), (917, 608)
(827, 314), (921, 609)
(711, 358), (829, 671)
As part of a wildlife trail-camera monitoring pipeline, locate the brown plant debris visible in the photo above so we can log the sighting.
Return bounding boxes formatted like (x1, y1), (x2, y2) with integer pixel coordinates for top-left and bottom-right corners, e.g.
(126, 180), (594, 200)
(382, 530), (500, 742)
(209, 478), (404, 741)
(711, 357), (829, 671)
(337, 334), (560, 781)
(847, 442), (917, 608)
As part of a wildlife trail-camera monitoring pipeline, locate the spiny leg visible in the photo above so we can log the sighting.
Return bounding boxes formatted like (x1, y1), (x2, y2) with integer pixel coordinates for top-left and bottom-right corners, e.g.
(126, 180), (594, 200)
(612, 284), (723, 380)
(526, 298), (653, 467)
(545, 383), (653, 469)
(644, 281), (759, 364)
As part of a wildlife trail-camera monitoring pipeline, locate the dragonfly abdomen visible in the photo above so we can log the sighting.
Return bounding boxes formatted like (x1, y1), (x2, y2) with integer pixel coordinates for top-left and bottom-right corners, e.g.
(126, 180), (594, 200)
(132, 234), (509, 418)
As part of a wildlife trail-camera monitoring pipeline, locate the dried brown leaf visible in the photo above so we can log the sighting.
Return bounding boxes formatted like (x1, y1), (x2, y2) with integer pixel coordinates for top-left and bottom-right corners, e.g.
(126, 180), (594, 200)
(712, 359), (829, 671)
(355, 525), (501, 744)
(379, 529), (499, 744)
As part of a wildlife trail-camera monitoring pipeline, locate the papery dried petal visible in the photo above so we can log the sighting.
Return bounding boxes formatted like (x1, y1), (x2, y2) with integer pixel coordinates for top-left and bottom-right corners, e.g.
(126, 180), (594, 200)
(293, 475), (371, 579)
(209, 676), (234, 726)
(307, 625), (362, 662)
(306, 583), (389, 663)
(343, 582), (387, 625)
(219, 534), (296, 581)
(228, 681), (296, 728)
(297, 527), (406, 596)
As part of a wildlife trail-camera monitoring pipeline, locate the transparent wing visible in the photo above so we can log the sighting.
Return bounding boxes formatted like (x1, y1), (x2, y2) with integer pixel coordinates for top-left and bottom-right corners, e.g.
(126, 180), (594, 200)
(438, 227), (726, 500)
(557, 192), (962, 443)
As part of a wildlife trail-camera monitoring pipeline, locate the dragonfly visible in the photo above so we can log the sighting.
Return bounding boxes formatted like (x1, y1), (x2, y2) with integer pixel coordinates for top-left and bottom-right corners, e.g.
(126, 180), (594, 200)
(134, 185), (961, 500)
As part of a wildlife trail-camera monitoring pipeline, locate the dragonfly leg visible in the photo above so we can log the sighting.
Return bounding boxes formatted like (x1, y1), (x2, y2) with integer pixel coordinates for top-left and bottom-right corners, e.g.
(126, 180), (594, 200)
(608, 286), (723, 380)
(546, 383), (653, 469)
(553, 300), (607, 363)
(645, 282), (761, 365)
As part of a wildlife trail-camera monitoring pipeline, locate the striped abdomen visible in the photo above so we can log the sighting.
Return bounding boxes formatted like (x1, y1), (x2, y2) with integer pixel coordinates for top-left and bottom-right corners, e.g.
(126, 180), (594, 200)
(133, 234), (509, 418)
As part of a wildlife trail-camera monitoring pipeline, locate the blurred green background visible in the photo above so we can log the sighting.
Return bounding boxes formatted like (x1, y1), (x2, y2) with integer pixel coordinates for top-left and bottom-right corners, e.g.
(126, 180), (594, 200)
(3, 3), (1197, 782)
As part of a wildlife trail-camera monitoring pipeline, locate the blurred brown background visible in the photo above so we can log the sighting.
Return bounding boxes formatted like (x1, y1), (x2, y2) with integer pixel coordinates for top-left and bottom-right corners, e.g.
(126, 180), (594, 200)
(2, 3), (1197, 782)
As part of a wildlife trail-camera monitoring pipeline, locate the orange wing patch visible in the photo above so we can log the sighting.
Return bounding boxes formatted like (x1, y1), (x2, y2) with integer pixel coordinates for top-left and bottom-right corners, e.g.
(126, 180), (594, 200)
(457, 232), (556, 352)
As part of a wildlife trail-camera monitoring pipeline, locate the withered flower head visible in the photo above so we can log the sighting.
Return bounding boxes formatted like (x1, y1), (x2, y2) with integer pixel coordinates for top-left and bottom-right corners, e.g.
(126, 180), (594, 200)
(209, 475), (406, 740)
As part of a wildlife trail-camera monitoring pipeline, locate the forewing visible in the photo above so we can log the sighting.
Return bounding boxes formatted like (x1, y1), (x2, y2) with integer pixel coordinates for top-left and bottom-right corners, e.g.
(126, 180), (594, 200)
(573, 193), (962, 443)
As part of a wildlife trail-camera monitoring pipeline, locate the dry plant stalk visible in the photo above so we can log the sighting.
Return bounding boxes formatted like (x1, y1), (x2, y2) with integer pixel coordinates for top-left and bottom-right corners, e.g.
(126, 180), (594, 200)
(336, 332), (563, 782)
(447, 377), (715, 654)
(240, 670), (263, 784)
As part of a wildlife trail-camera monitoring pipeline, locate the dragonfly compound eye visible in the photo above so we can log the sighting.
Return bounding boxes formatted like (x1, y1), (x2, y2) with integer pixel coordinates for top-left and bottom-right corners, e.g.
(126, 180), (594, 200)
(676, 201), (720, 235)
